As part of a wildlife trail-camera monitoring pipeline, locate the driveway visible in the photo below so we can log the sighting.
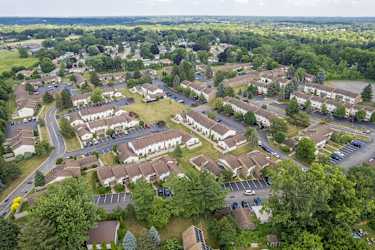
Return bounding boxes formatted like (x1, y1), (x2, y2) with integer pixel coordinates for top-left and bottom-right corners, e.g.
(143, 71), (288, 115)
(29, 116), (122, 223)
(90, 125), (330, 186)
(153, 79), (198, 107)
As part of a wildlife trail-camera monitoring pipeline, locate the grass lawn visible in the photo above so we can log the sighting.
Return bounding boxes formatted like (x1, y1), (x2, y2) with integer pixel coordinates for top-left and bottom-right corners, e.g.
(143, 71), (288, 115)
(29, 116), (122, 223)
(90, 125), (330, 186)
(167, 122), (220, 174)
(287, 124), (300, 138)
(38, 103), (54, 142)
(123, 97), (188, 125)
(100, 152), (115, 166)
(0, 156), (47, 202)
(0, 50), (38, 73)
(64, 135), (82, 152)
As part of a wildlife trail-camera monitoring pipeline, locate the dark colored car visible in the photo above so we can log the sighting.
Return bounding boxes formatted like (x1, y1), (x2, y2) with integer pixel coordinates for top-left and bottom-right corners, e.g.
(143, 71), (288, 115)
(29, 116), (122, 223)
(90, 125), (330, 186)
(351, 140), (365, 148)
(232, 202), (239, 210)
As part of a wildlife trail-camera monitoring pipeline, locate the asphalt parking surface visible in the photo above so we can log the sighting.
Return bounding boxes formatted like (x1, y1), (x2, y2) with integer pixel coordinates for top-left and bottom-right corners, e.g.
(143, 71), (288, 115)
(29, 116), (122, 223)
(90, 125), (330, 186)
(223, 179), (270, 192)
(330, 142), (365, 164)
(93, 192), (132, 212)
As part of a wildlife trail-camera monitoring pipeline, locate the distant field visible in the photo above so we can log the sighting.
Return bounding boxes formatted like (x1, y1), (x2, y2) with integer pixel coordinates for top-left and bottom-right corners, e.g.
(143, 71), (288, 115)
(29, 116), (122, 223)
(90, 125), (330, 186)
(0, 50), (38, 73)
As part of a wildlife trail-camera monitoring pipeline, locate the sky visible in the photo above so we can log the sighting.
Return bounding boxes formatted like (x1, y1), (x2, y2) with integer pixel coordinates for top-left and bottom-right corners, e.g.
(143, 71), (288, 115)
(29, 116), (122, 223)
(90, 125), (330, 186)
(0, 0), (374, 17)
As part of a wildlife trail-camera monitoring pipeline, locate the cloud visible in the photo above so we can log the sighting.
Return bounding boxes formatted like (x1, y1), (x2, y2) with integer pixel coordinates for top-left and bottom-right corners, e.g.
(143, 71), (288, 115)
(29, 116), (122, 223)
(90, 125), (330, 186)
(234, 0), (249, 3)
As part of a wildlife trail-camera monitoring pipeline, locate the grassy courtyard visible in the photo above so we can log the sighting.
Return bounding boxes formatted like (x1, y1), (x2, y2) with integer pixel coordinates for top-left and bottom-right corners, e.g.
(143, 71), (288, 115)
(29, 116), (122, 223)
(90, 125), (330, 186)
(64, 135), (82, 152)
(123, 92), (188, 125)
(0, 50), (38, 73)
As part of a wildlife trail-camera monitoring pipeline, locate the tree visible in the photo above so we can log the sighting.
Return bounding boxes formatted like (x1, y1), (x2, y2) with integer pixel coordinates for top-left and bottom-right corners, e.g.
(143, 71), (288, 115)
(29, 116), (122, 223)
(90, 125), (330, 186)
(59, 118), (75, 138)
(31, 179), (99, 249)
(166, 171), (225, 218)
(267, 161), (362, 246)
(206, 65), (213, 79)
(355, 110), (366, 122)
(217, 83), (225, 97)
(18, 216), (59, 250)
(371, 112), (375, 123)
(148, 226), (161, 246)
(25, 83), (34, 94)
(333, 104), (346, 119)
(90, 72), (101, 86)
(270, 118), (288, 135)
(244, 111), (257, 126)
(40, 57), (55, 73)
(59, 89), (73, 110)
(34, 170), (45, 187)
(172, 75), (180, 87)
(43, 91), (54, 104)
(274, 131), (286, 144)
(123, 231), (137, 250)
(173, 145), (182, 158)
(132, 180), (155, 222)
(287, 231), (323, 250)
(0, 218), (19, 250)
(296, 138), (316, 163)
(148, 198), (171, 229)
(213, 98), (224, 112)
(91, 88), (104, 103)
(35, 140), (52, 156)
(18, 47), (29, 58)
(208, 216), (237, 249)
(361, 84), (373, 102)
(223, 104), (234, 116)
(321, 103), (328, 115)
(245, 127), (258, 147)
(286, 98), (299, 116)
(161, 239), (182, 250)
(304, 100), (312, 113)
(315, 70), (326, 84)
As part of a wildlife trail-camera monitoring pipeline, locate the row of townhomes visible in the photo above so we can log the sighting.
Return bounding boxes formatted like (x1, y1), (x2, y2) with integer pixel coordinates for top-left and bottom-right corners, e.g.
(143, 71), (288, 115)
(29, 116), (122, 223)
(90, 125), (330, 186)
(190, 150), (274, 179)
(223, 66), (312, 94)
(15, 84), (42, 118)
(180, 80), (216, 102)
(291, 91), (375, 121)
(22, 75), (61, 90)
(4, 127), (36, 158)
(45, 155), (100, 184)
(68, 105), (139, 143)
(71, 86), (124, 107)
(218, 150), (274, 179)
(130, 83), (166, 102)
(98, 72), (126, 85)
(116, 130), (200, 164)
(175, 110), (247, 153)
(97, 156), (183, 186)
(223, 97), (280, 127)
(303, 83), (361, 104)
(300, 124), (334, 152)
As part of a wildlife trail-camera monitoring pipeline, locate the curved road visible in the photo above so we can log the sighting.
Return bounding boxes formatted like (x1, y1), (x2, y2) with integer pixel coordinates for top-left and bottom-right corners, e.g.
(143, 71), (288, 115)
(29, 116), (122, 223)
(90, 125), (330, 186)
(0, 106), (65, 215)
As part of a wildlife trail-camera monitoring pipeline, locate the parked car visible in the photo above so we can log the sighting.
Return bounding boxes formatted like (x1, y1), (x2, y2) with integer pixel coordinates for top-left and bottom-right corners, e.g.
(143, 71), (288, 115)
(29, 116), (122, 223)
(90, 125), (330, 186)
(244, 190), (256, 196)
(334, 151), (345, 158)
(231, 202), (239, 210)
(241, 200), (250, 208)
(331, 153), (343, 161)
(254, 197), (262, 206)
(351, 140), (365, 148)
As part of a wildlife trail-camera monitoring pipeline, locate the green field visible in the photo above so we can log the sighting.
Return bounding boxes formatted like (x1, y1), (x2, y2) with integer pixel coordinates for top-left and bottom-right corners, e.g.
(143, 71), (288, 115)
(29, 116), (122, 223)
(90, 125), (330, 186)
(0, 50), (38, 73)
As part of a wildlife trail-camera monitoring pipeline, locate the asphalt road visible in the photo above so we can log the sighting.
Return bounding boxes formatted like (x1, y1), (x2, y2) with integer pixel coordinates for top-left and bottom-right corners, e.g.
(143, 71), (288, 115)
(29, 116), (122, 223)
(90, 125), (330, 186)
(0, 107), (65, 215)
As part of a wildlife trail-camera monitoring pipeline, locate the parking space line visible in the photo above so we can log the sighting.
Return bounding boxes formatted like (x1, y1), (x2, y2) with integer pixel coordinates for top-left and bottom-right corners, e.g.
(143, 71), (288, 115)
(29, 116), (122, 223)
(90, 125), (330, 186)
(235, 182), (241, 191)
(246, 180), (254, 189)
(252, 180), (258, 189)
(243, 181), (250, 189)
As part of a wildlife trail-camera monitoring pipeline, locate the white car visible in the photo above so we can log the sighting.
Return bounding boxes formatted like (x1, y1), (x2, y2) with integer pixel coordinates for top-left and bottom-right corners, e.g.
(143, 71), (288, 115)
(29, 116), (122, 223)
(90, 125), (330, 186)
(272, 152), (280, 158)
(244, 190), (256, 196)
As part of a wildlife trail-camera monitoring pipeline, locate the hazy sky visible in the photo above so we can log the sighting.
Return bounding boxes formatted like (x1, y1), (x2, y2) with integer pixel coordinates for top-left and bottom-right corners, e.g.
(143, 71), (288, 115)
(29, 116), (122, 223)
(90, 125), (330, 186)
(1, 0), (374, 17)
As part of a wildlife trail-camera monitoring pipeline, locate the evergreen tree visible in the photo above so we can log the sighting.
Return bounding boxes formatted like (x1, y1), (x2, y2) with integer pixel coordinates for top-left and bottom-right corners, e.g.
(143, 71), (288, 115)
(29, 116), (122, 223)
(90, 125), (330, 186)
(0, 218), (19, 250)
(244, 111), (257, 126)
(18, 216), (59, 250)
(361, 84), (373, 102)
(123, 231), (137, 250)
(217, 83), (225, 97)
(245, 127), (259, 147)
(205, 65), (213, 79)
(286, 97), (299, 116)
(34, 170), (45, 187)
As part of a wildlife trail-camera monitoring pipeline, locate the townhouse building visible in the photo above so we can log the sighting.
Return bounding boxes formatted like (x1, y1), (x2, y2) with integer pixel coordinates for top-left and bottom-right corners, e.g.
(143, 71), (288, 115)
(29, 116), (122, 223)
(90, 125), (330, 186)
(15, 84), (42, 118)
(132, 83), (165, 102)
(290, 91), (375, 121)
(182, 225), (212, 250)
(190, 155), (223, 177)
(97, 156), (183, 186)
(72, 93), (91, 107)
(184, 111), (236, 141)
(78, 104), (126, 122)
(303, 83), (361, 105)
(180, 80), (216, 102)
(117, 130), (200, 164)
(5, 127), (35, 157)
(218, 150), (274, 179)
(223, 97), (280, 128)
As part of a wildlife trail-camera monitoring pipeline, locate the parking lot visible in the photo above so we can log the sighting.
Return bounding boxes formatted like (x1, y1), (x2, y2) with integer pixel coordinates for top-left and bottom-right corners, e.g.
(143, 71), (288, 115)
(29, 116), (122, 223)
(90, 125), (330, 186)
(93, 192), (132, 212)
(330, 141), (366, 164)
(223, 179), (270, 192)
(6, 119), (37, 137)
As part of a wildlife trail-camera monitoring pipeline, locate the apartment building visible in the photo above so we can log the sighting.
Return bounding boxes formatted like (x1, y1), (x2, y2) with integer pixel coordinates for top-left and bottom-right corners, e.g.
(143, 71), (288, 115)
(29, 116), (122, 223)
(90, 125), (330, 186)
(223, 97), (280, 127)
(97, 156), (182, 186)
(4, 127), (35, 157)
(303, 83), (361, 105)
(117, 130), (200, 164)
(180, 80), (216, 102)
(132, 83), (165, 102)
(15, 84), (42, 118)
